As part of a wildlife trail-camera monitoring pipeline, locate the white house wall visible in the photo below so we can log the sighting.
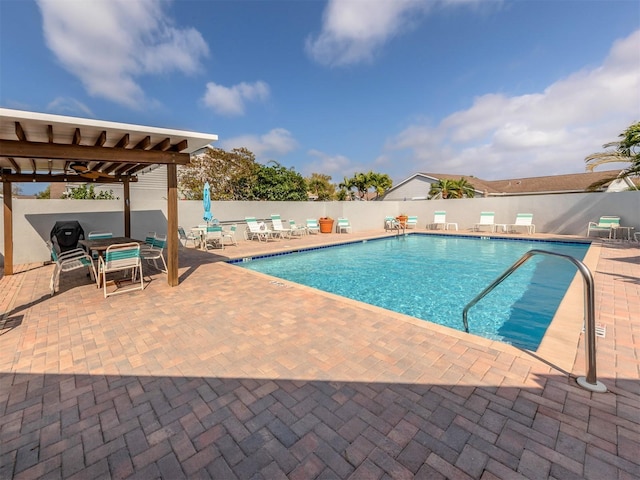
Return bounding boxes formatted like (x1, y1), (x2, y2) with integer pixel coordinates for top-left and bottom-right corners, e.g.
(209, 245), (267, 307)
(1, 192), (638, 265)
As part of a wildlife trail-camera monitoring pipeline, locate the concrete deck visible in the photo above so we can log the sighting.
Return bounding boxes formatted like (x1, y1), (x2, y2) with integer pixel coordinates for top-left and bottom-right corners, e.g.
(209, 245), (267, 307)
(1, 229), (638, 479)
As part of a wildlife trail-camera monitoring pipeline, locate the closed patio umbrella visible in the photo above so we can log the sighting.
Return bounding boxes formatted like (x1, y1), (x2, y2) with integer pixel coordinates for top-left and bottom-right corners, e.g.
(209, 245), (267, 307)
(203, 182), (213, 223)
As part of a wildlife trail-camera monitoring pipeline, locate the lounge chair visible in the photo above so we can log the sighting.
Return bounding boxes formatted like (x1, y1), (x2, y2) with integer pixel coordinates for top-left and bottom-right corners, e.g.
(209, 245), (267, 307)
(140, 234), (168, 272)
(306, 219), (320, 234)
(508, 213), (536, 234)
(271, 214), (292, 238)
(289, 220), (307, 236)
(245, 217), (277, 242)
(474, 212), (495, 232)
(429, 211), (458, 231)
(97, 242), (144, 298)
(48, 242), (97, 296)
(178, 226), (198, 248)
(587, 216), (620, 239)
(406, 216), (418, 229)
(337, 218), (352, 233)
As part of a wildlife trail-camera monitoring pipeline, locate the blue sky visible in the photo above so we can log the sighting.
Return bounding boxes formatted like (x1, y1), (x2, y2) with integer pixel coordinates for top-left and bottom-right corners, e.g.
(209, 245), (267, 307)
(1, 0), (639, 194)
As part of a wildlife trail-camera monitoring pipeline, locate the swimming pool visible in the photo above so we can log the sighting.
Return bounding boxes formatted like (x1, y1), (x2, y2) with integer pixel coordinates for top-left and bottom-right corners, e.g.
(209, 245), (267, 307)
(233, 234), (590, 350)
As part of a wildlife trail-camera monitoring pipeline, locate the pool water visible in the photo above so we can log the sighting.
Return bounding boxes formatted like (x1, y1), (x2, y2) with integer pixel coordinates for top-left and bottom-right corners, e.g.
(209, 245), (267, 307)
(234, 235), (589, 350)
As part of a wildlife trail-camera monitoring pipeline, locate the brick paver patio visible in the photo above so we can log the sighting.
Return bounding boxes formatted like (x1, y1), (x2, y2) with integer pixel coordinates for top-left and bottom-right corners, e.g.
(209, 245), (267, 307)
(0, 230), (638, 479)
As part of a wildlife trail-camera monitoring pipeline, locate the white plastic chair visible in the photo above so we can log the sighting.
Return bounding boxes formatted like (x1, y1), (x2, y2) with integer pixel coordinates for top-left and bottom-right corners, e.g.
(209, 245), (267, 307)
(306, 219), (320, 234)
(140, 234), (168, 273)
(222, 225), (238, 246)
(337, 218), (352, 233)
(508, 214), (536, 234)
(406, 216), (418, 229)
(474, 212), (495, 232)
(430, 211), (458, 231)
(271, 214), (292, 238)
(178, 227), (199, 248)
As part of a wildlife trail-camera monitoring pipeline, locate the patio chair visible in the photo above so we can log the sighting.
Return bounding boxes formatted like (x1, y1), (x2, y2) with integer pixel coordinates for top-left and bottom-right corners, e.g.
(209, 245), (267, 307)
(87, 231), (113, 259)
(97, 242), (144, 298)
(587, 216), (620, 238)
(271, 214), (292, 238)
(508, 213), (536, 234)
(429, 211), (458, 231)
(306, 219), (320, 234)
(406, 216), (418, 229)
(474, 212), (495, 232)
(205, 226), (225, 250)
(140, 234), (168, 273)
(48, 242), (97, 296)
(178, 227), (199, 248)
(337, 218), (352, 233)
(245, 217), (277, 242)
(289, 220), (307, 236)
(222, 224), (238, 246)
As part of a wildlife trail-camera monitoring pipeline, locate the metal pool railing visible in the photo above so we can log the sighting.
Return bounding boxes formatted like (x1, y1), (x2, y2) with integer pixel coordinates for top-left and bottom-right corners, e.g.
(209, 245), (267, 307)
(462, 249), (606, 393)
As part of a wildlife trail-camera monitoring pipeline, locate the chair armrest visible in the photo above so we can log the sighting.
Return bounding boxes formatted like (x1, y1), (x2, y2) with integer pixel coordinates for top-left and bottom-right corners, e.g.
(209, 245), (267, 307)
(58, 248), (91, 261)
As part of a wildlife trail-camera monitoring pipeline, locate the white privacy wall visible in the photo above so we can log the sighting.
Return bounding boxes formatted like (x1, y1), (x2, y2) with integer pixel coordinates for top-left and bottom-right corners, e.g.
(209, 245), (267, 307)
(1, 191), (639, 265)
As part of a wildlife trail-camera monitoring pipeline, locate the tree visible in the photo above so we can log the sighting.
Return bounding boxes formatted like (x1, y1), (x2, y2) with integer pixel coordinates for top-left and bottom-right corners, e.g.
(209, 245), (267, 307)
(339, 171), (393, 200)
(63, 184), (118, 199)
(306, 173), (335, 201)
(36, 185), (51, 199)
(178, 147), (256, 200)
(338, 176), (357, 200)
(429, 178), (476, 199)
(11, 184), (22, 197)
(245, 161), (308, 201)
(585, 121), (640, 190)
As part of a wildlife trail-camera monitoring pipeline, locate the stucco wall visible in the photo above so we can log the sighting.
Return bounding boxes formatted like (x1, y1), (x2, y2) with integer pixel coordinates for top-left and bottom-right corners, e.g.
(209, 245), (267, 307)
(1, 191), (638, 265)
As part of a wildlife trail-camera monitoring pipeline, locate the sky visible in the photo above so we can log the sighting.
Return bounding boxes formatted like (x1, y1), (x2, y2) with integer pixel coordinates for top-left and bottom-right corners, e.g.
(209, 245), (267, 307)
(1, 0), (639, 195)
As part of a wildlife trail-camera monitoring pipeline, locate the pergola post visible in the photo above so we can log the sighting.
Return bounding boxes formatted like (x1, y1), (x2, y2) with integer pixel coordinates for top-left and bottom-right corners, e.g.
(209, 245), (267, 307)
(123, 178), (131, 238)
(2, 180), (13, 275)
(167, 164), (179, 286)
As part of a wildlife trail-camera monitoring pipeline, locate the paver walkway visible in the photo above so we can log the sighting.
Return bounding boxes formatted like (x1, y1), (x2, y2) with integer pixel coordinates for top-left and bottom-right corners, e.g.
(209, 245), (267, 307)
(0, 230), (638, 479)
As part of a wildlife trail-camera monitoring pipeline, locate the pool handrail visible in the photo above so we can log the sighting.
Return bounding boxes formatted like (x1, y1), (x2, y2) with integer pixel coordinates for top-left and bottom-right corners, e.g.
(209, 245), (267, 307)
(462, 249), (606, 393)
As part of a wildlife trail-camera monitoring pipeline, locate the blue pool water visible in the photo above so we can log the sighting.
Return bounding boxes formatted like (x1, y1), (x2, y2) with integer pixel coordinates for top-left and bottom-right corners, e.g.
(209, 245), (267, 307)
(233, 234), (589, 350)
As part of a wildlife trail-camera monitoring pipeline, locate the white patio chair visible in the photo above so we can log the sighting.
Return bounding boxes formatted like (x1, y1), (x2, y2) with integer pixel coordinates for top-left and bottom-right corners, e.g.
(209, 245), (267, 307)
(140, 234), (168, 273)
(205, 226), (225, 250)
(178, 227), (199, 248)
(337, 218), (352, 233)
(86, 231), (113, 259)
(587, 216), (620, 238)
(306, 219), (320, 234)
(271, 214), (292, 238)
(97, 242), (144, 298)
(245, 217), (277, 242)
(289, 220), (307, 236)
(406, 216), (418, 229)
(222, 224), (239, 246)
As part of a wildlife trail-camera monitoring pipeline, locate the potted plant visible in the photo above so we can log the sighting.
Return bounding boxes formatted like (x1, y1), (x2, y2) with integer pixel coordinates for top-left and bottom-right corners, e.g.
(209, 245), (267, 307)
(319, 216), (334, 233)
(396, 213), (408, 227)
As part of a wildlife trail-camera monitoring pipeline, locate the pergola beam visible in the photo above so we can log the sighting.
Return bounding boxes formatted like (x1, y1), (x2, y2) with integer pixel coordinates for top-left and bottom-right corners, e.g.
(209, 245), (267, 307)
(0, 140), (190, 165)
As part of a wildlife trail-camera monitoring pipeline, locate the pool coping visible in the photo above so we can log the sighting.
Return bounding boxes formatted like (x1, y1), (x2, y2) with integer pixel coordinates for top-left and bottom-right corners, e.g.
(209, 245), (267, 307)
(226, 231), (597, 375)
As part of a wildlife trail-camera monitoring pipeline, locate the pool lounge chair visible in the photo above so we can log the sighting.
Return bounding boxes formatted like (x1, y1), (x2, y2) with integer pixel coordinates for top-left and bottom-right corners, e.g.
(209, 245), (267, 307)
(306, 219), (320, 234)
(245, 217), (277, 242)
(337, 218), (352, 233)
(508, 213), (536, 234)
(271, 214), (293, 238)
(385, 216), (400, 231)
(587, 216), (620, 238)
(474, 212), (495, 232)
(429, 211), (458, 231)
(406, 216), (418, 229)
(289, 220), (307, 236)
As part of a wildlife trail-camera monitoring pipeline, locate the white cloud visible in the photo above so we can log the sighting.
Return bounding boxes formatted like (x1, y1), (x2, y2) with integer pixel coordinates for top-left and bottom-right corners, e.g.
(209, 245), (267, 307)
(384, 29), (640, 179)
(304, 150), (353, 177)
(201, 81), (270, 116)
(220, 128), (297, 159)
(46, 97), (94, 117)
(36, 0), (208, 108)
(306, 0), (485, 66)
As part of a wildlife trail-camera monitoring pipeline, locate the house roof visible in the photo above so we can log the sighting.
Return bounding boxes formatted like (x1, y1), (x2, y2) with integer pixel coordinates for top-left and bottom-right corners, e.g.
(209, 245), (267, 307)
(419, 170), (633, 195)
(0, 108), (218, 184)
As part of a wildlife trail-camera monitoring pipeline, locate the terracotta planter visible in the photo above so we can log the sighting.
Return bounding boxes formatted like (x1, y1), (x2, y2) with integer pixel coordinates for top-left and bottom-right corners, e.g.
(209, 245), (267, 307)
(319, 218), (334, 233)
(396, 215), (408, 227)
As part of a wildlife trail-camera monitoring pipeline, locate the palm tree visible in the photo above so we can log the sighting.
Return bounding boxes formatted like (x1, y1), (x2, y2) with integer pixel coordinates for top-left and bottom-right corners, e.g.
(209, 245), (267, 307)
(368, 172), (392, 199)
(585, 121), (640, 190)
(429, 179), (458, 199)
(452, 178), (476, 198)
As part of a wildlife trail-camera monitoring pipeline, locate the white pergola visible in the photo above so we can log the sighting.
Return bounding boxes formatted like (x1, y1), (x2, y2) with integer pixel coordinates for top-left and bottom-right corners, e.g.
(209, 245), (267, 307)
(0, 108), (218, 285)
